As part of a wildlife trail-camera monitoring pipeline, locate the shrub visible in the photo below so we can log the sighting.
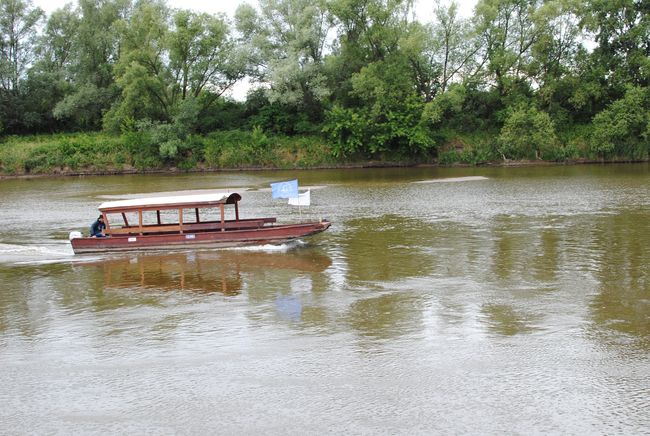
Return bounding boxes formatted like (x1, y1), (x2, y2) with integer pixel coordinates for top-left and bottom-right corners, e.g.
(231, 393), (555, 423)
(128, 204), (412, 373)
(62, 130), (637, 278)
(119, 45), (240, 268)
(159, 139), (181, 160)
(590, 86), (649, 160)
(498, 105), (558, 160)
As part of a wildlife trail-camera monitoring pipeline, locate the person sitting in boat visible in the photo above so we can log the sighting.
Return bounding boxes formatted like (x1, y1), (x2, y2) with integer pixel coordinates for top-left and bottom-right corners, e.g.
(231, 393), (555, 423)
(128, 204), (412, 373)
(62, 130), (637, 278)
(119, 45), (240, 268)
(90, 215), (106, 237)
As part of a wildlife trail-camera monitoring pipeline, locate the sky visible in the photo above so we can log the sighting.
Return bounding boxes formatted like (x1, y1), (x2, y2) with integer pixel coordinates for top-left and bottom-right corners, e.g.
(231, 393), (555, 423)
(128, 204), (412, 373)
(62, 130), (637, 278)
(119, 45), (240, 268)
(31, 0), (479, 99)
(33, 0), (479, 21)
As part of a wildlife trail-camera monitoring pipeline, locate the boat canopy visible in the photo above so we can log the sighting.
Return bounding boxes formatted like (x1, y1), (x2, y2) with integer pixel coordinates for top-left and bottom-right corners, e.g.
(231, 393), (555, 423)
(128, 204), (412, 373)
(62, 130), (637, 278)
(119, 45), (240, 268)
(98, 192), (242, 213)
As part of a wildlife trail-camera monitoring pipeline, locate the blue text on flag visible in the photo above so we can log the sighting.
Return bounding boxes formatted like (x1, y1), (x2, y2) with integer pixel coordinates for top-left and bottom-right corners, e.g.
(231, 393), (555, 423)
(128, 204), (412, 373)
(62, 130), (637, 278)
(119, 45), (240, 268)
(271, 179), (299, 198)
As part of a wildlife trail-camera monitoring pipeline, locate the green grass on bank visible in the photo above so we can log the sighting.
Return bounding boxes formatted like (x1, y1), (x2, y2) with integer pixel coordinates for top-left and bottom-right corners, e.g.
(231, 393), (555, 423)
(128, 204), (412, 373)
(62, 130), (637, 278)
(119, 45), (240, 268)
(0, 133), (128, 175)
(0, 125), (643, 177)
(0, 130), (340, 175)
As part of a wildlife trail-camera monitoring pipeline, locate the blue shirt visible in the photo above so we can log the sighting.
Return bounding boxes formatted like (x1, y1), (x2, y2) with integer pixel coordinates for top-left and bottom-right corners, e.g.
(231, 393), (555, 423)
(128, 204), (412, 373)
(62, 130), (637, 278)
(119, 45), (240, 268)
(90, 219), (106, 236)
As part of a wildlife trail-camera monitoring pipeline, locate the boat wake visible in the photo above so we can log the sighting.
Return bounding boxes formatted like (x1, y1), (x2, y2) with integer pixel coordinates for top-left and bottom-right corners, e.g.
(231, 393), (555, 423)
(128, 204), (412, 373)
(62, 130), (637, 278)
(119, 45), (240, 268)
(0, 241), (81, 266)
(227, 240), (307, 253)
(1, 239), (310, 266)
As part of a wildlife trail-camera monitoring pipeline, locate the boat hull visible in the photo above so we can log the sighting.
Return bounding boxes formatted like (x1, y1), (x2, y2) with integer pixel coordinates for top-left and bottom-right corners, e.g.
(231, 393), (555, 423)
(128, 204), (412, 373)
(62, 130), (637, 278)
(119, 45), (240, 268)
(70, 221), (331, 254)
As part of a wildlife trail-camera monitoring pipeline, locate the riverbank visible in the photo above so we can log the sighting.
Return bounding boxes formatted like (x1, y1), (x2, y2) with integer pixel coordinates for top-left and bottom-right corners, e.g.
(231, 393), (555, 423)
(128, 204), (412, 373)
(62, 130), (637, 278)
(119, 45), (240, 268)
(3, 158), (641, 181)
(0, 130), (644, 179)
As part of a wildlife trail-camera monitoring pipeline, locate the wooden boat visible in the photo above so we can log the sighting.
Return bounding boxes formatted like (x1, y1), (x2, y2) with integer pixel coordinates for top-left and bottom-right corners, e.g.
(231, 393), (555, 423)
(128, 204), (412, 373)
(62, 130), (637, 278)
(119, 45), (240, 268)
(69, 192), (331, 254)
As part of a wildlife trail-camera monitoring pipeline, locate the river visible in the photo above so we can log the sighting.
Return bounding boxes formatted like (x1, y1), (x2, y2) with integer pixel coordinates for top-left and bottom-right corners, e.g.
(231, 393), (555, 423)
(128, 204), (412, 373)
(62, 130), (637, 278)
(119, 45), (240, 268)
(1, 164), (648, 434)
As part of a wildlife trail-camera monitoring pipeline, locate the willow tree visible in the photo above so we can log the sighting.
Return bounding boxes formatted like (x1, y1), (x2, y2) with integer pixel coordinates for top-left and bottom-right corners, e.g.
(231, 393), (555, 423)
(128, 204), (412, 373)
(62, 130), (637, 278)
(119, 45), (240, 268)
(235, 0), (332, 124)
(0, 0), (43, 133)
(526, 1), (583, 127)
(402, 0), (481, 103)
(327, 0), (414, 106)
(104, 0), (247, 132)
(49, 0), (130, 130)
(323, 0), (436, 157)
(0, 0), (42, 91)
(580, 0), (649, 92)
(473, 0), (558, 96)
(20, 4), (79, 132)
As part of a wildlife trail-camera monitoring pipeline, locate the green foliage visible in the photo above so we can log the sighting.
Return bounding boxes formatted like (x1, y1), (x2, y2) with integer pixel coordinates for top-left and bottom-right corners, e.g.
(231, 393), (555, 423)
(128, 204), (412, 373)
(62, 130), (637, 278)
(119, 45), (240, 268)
(235, 0), (333, 121)
(423, 84), (468, 125)
(201, 129), (332, 168)
(203, 129), (275, 168)
(498, 104), (558, 160)
(323, 53), (435, 158)
(196, 98), (247, 132)
(322, 105), (366, 157)
(47, 0), (128, 131)
(54, 83), (118, 129)
(1, 0), (650, 169)
(159, 138), (181, 160)
(0, 132), (127, 174)
(434, 130), (499, 165)
(0, 0), (43, 92)
(106, 3), (245, 133)
(244, 89), (321, 135)
(0, 0), (44, 133)
(580, 0), (649, 90)
(590, 87), (650, 160)
(459, 141), (498, 165)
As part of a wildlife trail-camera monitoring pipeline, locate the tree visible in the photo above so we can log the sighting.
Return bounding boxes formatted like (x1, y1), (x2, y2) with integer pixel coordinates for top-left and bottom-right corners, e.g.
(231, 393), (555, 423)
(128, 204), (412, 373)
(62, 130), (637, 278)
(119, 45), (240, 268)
(103, 0), (171, 130)
(168, 10), (246, 111)
(36, 4), (78, 73)
(525, 2), (583, 127)
(427, 1), (480, 96)
(0, 0), (42, 92)
(323, 0), (442, 156)
(22, 4), (79, 132)
(236, 0), (332, 122)
(580, 0), (649, 91)
(104, 1), (246, 133)
(324, 54), (432, 157)
(529, 2), (581, 90)
(52, 0), (130, 130)
(327, 0), (414, 106)
(0, 0), (43, 133)
(473, 0), (557, 96)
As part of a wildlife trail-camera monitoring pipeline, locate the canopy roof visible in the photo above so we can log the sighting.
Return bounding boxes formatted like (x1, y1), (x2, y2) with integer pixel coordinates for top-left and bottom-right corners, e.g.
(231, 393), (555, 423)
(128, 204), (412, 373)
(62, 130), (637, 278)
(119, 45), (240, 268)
(99, 192), (242, 212)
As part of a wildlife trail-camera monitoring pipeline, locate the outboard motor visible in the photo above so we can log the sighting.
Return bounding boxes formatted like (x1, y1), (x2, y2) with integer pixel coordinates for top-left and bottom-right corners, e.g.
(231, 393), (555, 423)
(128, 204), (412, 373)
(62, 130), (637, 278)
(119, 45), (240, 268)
(69, 231), (83, 240)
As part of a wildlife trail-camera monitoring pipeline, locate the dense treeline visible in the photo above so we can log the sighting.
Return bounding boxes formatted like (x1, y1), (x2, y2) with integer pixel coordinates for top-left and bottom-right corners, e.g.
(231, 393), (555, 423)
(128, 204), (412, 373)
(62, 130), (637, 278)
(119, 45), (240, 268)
(0, 0), (648, 173)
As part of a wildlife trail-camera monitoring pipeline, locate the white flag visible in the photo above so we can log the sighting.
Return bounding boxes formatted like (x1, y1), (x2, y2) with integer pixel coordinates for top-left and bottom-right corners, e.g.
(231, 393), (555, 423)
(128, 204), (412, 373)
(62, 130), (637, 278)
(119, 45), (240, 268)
(288, 189), (310, 206)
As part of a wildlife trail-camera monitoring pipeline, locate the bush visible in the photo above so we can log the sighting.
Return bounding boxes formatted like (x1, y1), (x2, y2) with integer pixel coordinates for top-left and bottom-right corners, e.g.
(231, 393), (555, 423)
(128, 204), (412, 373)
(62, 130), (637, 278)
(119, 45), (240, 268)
(323, 95), (433, 158)
(201, 129), (334, 169)
(0, 133), (129, 174)
(498, 105), (558, 160)
(590, 86), (649, 160)
(436, 134), (498, 165)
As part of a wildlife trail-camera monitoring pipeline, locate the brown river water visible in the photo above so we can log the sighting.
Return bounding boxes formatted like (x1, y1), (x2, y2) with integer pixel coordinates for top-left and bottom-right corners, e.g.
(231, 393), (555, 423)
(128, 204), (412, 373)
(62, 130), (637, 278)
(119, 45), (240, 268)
(0, 165), (648, 434)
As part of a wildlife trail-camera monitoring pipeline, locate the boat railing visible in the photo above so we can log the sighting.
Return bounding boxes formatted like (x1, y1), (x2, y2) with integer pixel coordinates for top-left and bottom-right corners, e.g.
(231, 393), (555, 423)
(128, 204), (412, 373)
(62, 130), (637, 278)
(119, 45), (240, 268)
(106, 217), (277, 236)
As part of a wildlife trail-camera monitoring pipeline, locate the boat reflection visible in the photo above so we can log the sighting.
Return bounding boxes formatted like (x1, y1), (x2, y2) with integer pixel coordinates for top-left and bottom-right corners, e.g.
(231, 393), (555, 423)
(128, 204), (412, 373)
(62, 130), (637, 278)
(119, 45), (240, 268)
(76, 248), (333, 295)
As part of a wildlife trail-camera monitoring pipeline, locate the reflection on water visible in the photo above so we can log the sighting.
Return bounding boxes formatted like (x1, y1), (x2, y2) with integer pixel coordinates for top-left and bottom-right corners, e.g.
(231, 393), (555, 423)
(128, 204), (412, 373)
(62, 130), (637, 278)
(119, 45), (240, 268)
(73, 249), (332, 296)
(1, 165), (649, 434)
(480, 303), (541, 336)
(346, 293), (425, 340)
(341, 215), (438, 284)
(589, 210), (650, 349)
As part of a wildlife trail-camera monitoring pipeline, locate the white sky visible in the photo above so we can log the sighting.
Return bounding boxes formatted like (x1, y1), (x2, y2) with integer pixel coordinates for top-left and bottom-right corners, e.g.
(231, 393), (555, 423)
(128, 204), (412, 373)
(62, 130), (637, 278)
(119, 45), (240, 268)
(33, 0), (479, 20)
(165, 0), (479, 21)
(32, 0), (479, 99)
